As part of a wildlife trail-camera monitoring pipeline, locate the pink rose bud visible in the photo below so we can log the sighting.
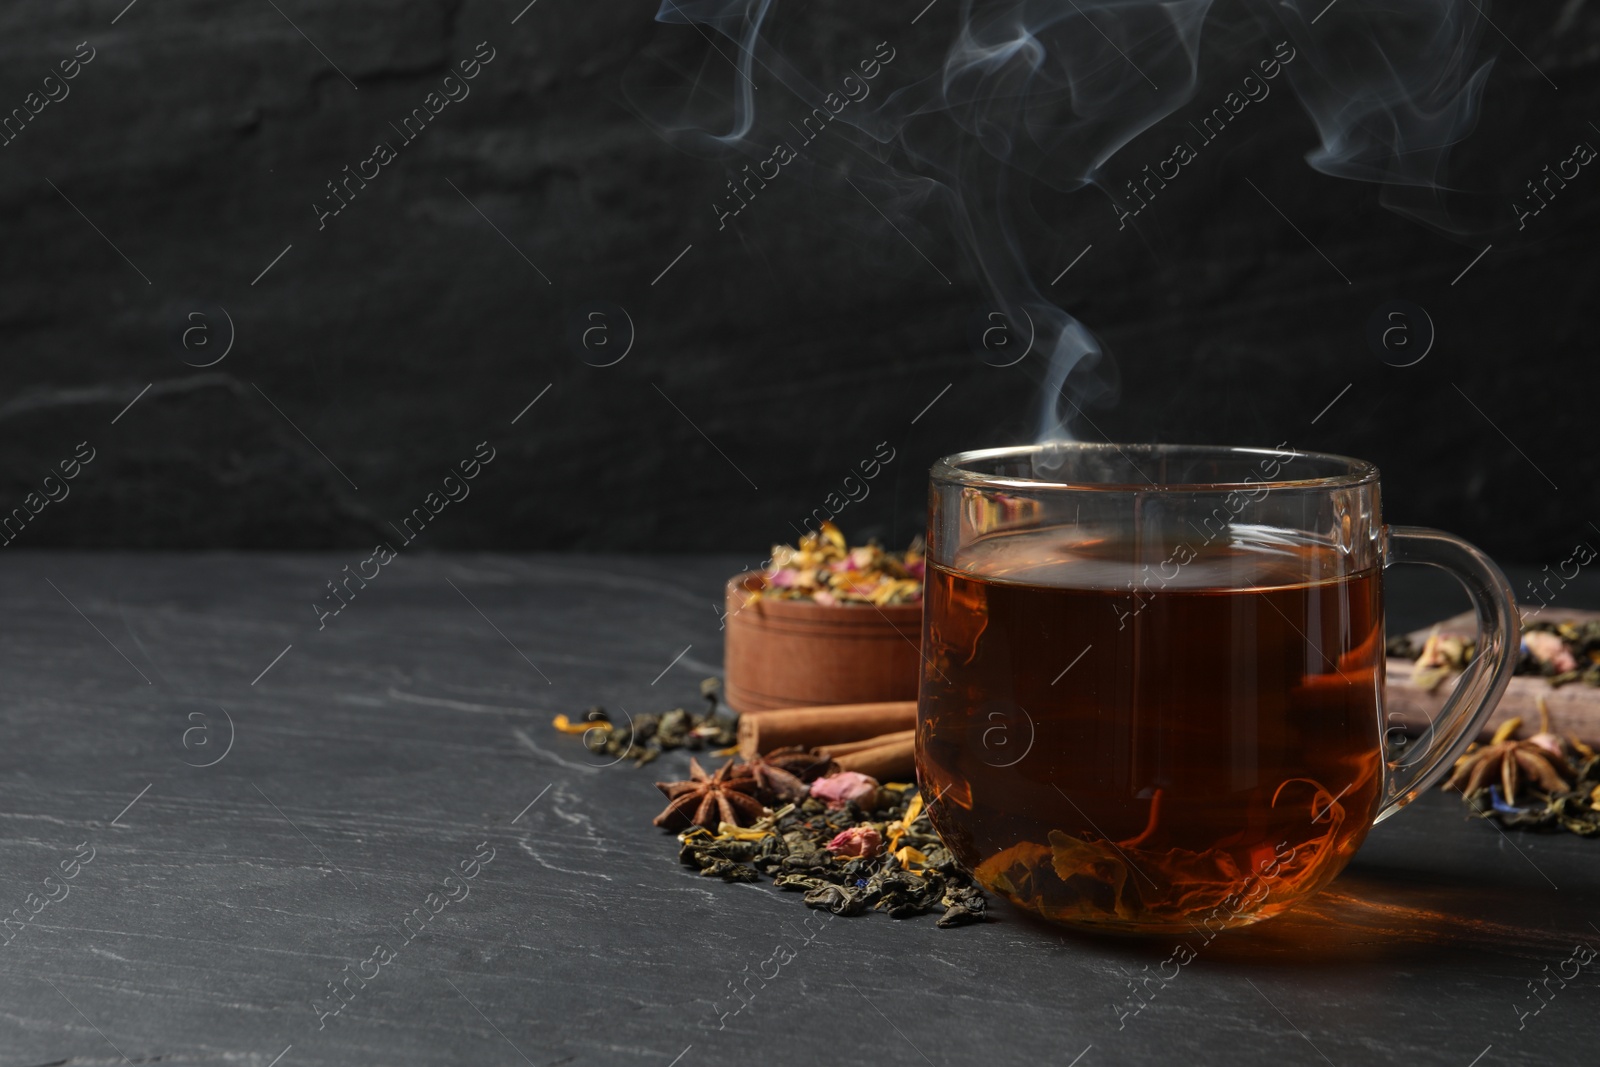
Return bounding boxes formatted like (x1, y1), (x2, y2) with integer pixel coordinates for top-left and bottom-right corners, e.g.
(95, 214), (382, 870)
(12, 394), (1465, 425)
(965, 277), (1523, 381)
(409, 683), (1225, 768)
(809, 771), (879, 810)
(1529, 732), (1566, 758)
(827, 825), (883, 858)
(1524, 631), (1566, 666)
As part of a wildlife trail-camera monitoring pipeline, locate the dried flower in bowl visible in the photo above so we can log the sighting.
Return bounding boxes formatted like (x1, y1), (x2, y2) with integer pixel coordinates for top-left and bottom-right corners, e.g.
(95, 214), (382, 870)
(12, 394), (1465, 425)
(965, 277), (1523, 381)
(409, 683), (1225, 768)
(754, 522), (924, 606)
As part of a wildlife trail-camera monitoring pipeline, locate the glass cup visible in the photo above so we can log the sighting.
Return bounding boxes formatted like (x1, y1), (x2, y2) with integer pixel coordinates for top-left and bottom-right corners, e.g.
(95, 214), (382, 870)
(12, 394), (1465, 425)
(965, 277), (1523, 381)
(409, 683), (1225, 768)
(916, 442), (1518, 935)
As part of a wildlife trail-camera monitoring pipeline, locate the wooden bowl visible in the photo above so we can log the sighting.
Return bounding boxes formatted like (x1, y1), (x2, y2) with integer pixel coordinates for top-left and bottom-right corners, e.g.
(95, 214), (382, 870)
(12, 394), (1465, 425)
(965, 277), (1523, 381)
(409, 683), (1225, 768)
(722, 572), (923, 714)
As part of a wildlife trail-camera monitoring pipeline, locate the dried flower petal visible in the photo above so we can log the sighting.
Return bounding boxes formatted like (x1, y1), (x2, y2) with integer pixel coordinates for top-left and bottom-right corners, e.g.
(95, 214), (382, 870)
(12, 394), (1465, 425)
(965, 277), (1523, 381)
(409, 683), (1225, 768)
(550, 714), (596, 735)
(810, 771), (879, 810)
(827, 826), (883, 858)
(676, 783), (986, 925)
(894, 845), (930, 872)
(1525, 631), (1567, 666)
(755, 525), (923, 605)
(888, 791), (925, 854)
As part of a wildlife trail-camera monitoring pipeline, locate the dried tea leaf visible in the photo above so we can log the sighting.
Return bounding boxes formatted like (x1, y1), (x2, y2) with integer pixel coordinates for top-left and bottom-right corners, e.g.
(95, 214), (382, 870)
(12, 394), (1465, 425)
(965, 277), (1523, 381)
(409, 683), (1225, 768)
(551, 688), (738, 765)
(670, 781), (986, 928)
(1456, 747), (1600, 836)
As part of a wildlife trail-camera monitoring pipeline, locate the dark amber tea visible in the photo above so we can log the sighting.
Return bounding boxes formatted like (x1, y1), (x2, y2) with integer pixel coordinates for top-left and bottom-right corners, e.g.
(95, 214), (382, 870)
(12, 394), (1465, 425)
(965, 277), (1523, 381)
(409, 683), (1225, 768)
(919, 443), (1519, 934)
(918, 526), (1386, 934)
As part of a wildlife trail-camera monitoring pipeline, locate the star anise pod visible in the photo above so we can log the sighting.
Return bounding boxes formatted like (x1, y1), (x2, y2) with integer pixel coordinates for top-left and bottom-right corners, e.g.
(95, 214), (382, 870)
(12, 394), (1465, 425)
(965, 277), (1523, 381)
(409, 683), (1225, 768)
(653, 757), (766, 831)
(1445, 737), (1571, 804)
(736, 746), (838, 803)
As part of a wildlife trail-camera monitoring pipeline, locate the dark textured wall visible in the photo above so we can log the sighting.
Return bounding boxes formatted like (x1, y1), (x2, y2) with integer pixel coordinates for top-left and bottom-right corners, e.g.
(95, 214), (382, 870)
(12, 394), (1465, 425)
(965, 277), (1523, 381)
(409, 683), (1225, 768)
(0, 1), (1594, 564)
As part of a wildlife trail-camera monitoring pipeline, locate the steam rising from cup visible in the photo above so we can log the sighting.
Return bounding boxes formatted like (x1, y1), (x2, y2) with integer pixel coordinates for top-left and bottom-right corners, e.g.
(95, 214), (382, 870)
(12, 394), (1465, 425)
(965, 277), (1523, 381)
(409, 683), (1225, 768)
(643, 0), (1496, 441)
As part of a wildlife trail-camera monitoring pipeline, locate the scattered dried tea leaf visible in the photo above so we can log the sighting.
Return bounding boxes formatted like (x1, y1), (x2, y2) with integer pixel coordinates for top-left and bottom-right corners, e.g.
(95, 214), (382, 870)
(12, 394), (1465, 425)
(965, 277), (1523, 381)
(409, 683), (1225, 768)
(556, 680), (988, 928)
(549, 679), (738, 765)
(676, 773), (986, 926)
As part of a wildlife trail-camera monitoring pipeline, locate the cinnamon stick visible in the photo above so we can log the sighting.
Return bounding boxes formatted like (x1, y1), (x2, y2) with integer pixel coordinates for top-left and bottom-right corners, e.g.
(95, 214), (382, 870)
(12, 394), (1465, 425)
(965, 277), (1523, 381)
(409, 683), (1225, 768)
(818, 729), (915, 758)
(738, 701), (916, 759)
(834, 736), (916, 781)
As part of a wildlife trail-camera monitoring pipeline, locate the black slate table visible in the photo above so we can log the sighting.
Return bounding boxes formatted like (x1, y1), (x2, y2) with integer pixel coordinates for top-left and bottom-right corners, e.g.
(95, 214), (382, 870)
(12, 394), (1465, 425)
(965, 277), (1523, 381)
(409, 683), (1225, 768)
(2, 552), (1596, 1067)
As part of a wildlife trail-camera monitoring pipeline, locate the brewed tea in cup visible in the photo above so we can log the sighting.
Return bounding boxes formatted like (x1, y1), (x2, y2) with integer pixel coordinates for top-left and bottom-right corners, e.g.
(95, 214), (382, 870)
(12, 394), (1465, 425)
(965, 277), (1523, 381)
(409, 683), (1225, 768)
(917, 443), (1517, 934)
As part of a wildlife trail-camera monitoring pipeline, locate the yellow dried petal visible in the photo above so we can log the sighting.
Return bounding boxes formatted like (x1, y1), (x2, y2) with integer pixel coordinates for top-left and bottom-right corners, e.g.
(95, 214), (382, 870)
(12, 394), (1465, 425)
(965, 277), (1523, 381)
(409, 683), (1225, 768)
(894, 846), (930, 873)
(1413, 629), (1441, 669)
(1490, 717), (1522, 745)
(1412, 664), (1453, 693)
(887, 791), (926, 853)
(820, 521), (847, 553)
(551, 714), (595, 735)
(717, 823), (775, 841)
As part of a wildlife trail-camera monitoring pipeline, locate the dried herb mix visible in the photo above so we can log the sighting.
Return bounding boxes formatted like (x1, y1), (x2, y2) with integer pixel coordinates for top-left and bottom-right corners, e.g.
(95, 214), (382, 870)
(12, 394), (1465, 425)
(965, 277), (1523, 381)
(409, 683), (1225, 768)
(675, 785), (986, 927)
(1388, 620), (1600, 833)
(552, 682), (987, 928)
(1389, 617), (1600, 690)
(551, 678), (737, 766)
(750, 521), (924, 607)
(1447, 700), (1600, 836)
(553, 662), (1600, 931)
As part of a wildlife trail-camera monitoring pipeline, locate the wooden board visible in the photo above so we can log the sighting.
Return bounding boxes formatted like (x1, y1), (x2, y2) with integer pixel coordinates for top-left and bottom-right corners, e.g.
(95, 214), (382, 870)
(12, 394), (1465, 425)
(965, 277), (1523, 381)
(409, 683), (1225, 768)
(1385, 607), (1600, 744)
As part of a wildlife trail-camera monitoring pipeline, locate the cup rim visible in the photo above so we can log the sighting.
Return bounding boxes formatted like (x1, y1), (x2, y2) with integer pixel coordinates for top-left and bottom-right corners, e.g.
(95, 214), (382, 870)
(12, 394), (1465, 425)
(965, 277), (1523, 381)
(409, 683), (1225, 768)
(932, 442), (1380, 493)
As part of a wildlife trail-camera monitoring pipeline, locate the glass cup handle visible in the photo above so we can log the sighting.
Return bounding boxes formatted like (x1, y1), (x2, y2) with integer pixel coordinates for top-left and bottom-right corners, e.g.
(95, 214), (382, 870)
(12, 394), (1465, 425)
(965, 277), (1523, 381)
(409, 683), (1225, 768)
(1377, 525), (1521, 822)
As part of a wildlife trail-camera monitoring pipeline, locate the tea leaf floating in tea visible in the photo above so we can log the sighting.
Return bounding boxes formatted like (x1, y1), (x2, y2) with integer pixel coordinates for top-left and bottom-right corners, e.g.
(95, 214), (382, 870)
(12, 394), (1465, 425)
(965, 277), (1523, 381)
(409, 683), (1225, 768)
(975, 778), (1349, 928)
